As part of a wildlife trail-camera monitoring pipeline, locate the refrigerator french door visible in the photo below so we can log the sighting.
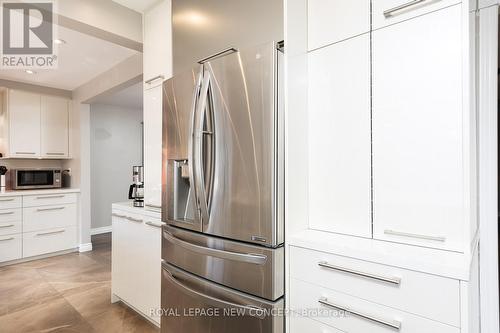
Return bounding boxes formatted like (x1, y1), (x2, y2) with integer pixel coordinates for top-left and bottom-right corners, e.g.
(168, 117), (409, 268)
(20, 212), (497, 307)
(161, 41), (284, 333)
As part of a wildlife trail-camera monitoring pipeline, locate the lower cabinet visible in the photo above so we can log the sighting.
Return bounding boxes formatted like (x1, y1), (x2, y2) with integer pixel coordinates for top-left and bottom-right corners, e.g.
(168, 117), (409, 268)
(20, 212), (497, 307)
(112, 207), (163, 325)
(0, 192), (79, 265)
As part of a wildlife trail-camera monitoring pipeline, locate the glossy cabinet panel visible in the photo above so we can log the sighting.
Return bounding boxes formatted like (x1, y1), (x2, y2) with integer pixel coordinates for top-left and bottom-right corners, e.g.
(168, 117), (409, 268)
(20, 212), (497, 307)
(41, 96), (69, 158)
(308, 34), (372, 238)
(9, 90), (41, 158)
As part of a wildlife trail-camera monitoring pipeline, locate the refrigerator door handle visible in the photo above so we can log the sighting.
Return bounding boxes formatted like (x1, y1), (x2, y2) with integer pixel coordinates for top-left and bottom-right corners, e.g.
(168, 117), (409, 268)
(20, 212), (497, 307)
(162, 267), (267, 319)
(163, 230), (268, 265)
(193, 70), (213, 225)
(188, 67), (204, 220)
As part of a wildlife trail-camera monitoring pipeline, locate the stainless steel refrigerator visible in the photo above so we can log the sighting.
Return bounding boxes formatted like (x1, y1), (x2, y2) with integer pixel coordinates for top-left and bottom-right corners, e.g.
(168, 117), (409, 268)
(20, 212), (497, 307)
(161, 1), (284, 332)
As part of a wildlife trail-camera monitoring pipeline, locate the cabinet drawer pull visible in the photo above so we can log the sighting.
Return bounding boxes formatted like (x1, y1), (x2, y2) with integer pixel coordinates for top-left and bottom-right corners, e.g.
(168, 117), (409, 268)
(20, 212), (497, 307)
(0, 224), (14, 228)
(36, 195), (65, 199)
(0, 211), (14, 215)
(384, 229), (446, 242)
(318, 297), (402, 330)
(0, 237), (14, 241)
(15, 151), (36, 155)
(0, 198), (15, 202)
(145, 75), (165, 84)
(318, 261), (401, 285)
(112, 213), (127, 219)
(46, 152), (66, 156)
(36, 229), (65, 236)
(111, 213), (142, 223)
(145, 203), (162, 209)
(146, 221), (165, 228)
(37, 207), (65, 212)
(383, 0), (428, 17)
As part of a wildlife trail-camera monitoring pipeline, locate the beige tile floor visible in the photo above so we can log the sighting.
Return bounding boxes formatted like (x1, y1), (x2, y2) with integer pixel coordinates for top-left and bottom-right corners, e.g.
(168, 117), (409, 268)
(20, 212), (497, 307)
(0, 233), (159, 333)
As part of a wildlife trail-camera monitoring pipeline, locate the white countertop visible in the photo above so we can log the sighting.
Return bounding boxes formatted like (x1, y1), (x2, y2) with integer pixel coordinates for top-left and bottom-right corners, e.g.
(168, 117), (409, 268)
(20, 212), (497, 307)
(112, 201), (162, 219)
(0, 188), (81, 197)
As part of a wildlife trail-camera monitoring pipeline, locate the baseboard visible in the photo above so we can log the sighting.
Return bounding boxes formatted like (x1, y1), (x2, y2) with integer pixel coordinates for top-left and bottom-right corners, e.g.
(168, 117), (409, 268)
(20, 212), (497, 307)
(79, 243), (93, 253)
(90, 226), (112, 235)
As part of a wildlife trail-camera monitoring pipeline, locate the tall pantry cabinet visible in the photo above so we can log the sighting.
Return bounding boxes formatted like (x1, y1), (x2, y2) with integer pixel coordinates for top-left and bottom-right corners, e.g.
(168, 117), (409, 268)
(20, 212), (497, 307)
(286, 1), (480, 332)
(143, 0), (172, 211)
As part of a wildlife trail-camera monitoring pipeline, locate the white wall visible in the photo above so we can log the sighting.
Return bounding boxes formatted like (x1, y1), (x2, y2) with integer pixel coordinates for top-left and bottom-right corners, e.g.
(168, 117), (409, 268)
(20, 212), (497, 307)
(90, 104), (143, 230)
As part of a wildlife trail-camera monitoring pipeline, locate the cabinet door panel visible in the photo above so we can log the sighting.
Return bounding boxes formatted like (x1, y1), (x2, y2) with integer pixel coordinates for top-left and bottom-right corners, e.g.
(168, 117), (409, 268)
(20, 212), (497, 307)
(9, 90), (40, 157)
(308, 34), (372, 238)
(144, 86), (163, 211)
(372, 6), (463, 251)
(41, 96), (69, 158)
(308, 0), (370, 50)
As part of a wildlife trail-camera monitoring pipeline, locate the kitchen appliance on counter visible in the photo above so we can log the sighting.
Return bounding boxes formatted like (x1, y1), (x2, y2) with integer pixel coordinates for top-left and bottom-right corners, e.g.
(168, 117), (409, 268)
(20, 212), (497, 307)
(161, 1), (284, 332)
(129, 166), (144, 208)
(12, 168), (62, 190)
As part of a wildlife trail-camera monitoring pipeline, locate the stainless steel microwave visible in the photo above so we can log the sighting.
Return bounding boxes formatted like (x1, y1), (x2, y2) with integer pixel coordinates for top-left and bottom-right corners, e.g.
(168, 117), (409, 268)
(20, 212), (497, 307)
(12, 168), (62, 190)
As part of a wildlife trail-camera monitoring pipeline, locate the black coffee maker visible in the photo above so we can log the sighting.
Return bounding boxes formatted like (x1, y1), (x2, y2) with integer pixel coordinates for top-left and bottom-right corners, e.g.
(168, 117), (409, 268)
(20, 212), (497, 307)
(129, 166), (144, 207)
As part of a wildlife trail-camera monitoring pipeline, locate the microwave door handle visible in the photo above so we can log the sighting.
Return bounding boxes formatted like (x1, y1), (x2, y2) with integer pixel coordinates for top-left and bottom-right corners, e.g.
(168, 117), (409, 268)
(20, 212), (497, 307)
(188, 67), (204, 221)
(162, 267), (266, 319)
(194, 71), (211, 225)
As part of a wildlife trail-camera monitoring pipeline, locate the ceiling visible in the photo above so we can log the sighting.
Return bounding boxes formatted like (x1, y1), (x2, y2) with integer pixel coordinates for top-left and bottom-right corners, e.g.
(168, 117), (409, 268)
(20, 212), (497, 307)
(91, 82), (143, 110)
(0, 26), (138, 91)
(112, 0), (160, 13)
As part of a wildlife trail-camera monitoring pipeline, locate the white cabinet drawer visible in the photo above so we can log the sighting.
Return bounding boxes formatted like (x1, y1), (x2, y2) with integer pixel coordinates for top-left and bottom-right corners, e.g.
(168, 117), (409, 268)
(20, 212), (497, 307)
(290, 246), (460, 326)
(0, 196), (22, 209)
(372, 0), (461, 30)
(290, 315), (343, 333)
(23, 204), (77, 232)
(0, 210), (22, 236)
(23, 226), (77, 258)
(290, 278), (460, 333)
(23, 193), (77, 207)
(308, 0), (370, 50)
(0, 234), (22, 262)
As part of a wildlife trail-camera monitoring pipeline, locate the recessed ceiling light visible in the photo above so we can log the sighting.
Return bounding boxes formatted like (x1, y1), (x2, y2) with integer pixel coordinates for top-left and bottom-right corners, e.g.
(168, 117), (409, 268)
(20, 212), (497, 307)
(25, 70), (36, 74)
(54, 39), (66, 45)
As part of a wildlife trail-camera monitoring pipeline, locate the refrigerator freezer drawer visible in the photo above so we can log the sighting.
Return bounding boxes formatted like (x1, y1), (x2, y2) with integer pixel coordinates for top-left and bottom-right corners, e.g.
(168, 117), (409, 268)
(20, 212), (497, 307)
(162, 225), (284, 301)
(161, 262), (284, 333)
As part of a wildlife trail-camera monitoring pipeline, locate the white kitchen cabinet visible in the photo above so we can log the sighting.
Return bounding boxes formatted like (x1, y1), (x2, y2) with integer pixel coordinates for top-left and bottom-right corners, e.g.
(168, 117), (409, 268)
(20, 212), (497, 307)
(143, 86), (163, 211)
(41, 95), (69, 158)
(372, 5), (463, 251)
(0, 234), (22, 262)
(112, 206), (163, 325)
(308, 34), (372, 238)
(8, 90), (41, 158)
(23, 226), (78, 258)
(143, 0), (172, 89)
(308, 0), (370, 51)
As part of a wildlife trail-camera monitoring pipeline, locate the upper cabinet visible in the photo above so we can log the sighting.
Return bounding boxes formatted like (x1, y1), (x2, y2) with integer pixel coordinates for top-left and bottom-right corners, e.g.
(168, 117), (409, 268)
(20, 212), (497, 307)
(41, 96), (69, 158)
(372, 5), (464, 251)
(7, 90), (41, 158)
(0, 89), (71, 159)
(308, 0), (370, 51)
(143, 0), (172, 89)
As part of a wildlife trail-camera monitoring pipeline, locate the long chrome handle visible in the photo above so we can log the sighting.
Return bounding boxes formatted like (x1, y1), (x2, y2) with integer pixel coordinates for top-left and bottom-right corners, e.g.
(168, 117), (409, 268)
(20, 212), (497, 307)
(145, 203), (161, 209)
(163, 267), (266, 319)
(198, 47), (238, 64)
(0, 211), (14, 215)
(318, 261), (401, 285)
(46, 152), (66, 156)
(37, 207), (65, 212)
(193, 71), (212, 225)
(0, 198), (14, 202)
(36, 195), (65, 199)
(145, 75), (165, 84)
(36, 229), (65, 236)
(163, 230), (267, 265)
(0, 224), (14, 228)
(318, 297), (402, 330)
(188, 67), (204, 222)
(383, 0), (427, 17)
(145, 221), (165, 228)
(0, 237), (14, 241)
(384, 229), (446, 242)
(15, 151), (36, 155)
(111, 213), (143, 223)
